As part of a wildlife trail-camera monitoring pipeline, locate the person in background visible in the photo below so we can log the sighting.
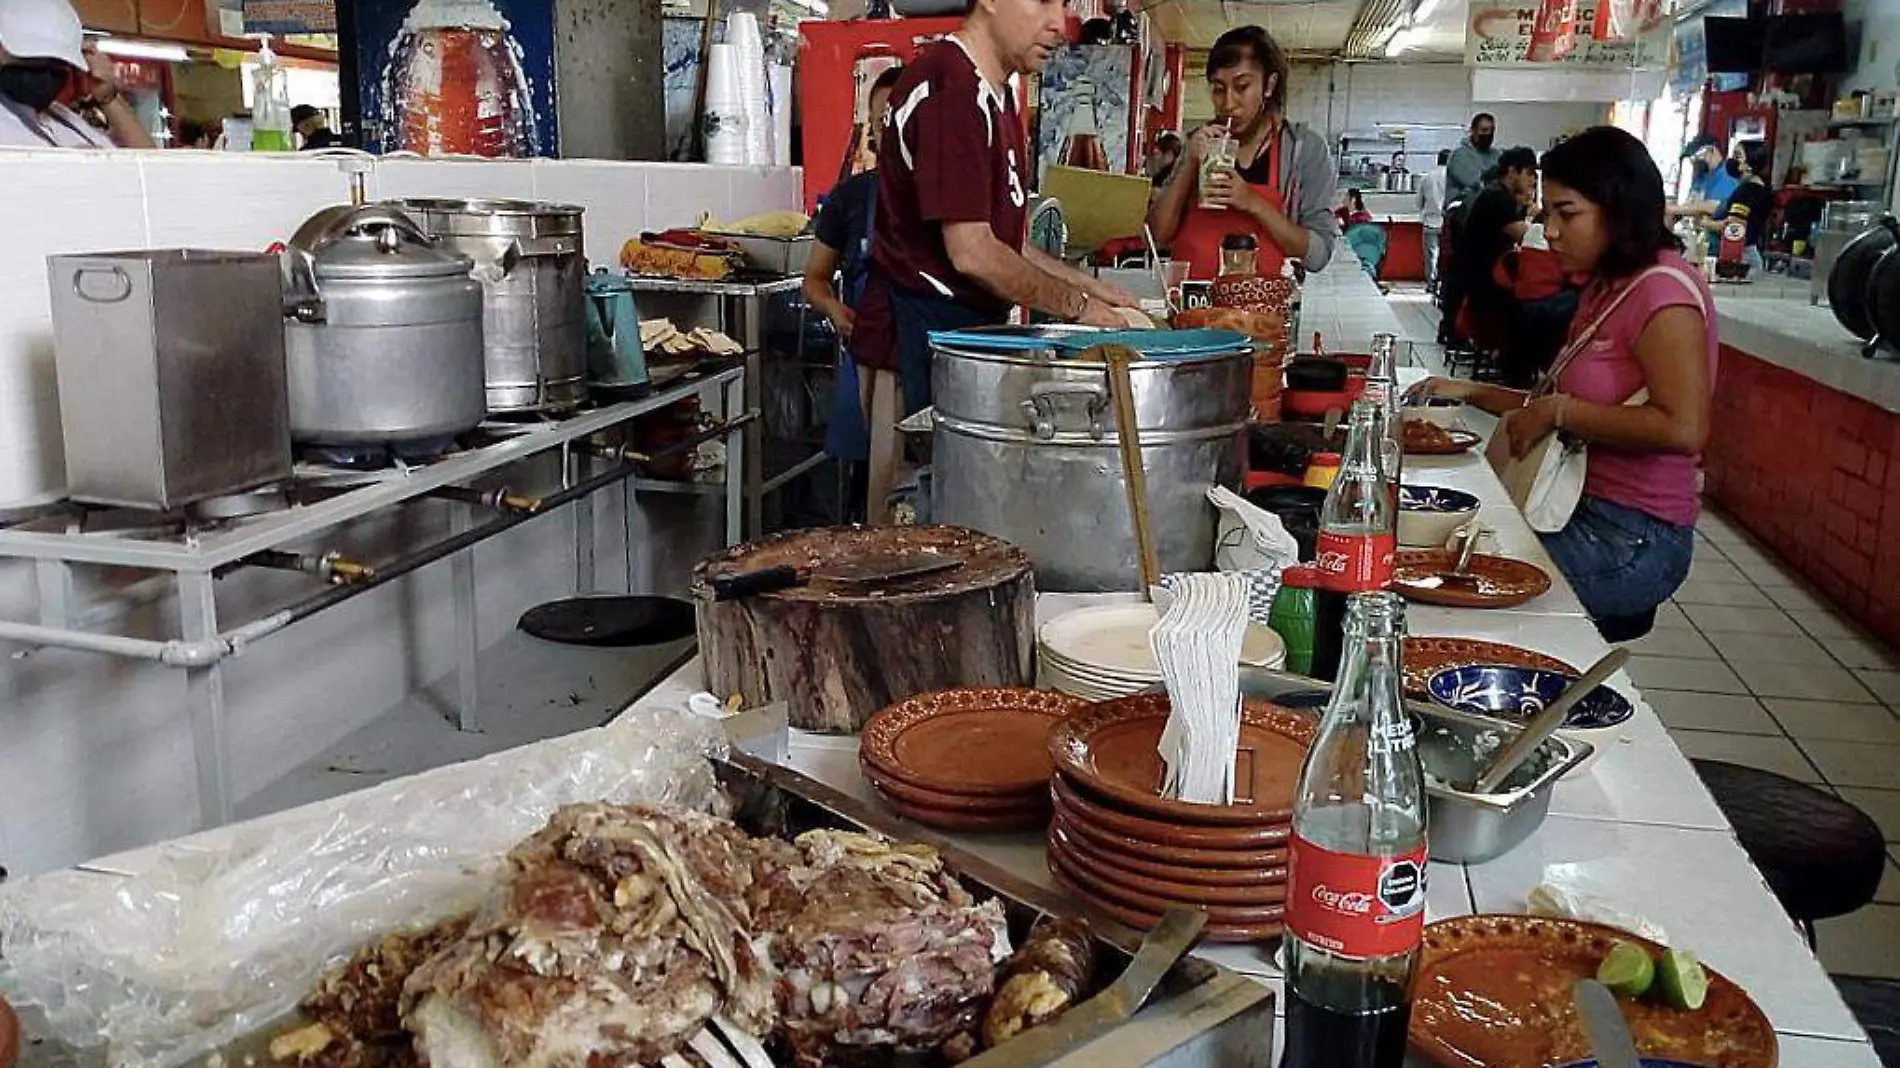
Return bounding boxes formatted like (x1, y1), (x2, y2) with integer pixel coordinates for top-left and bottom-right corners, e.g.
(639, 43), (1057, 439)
(1336, 188), (1387, 282)
(1706, 139), (1773, 275)
(1146, 130), (1182, 187)
(1335, 188), (1372, 228)
(1445, 112), (1500, 208)
(1147, 24), (1337, 280)
(177, 118), (214, 149)
(1448, 146), (1539, 373)
(855, 0), (1139, 426)
(292, 105), (343, 150)
(805, 65), (902, 522)
(1412, 126), (1715, 642)
(1419, 147), (1450, 294)
(0, 0), (153, 148)
(1668, 133), (1738, 219)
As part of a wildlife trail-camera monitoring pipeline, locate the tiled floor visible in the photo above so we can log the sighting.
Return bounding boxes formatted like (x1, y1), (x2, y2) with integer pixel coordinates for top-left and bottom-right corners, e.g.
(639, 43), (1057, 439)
(1389, 283), (1900, 985)
(1640, 509), (1900, 979)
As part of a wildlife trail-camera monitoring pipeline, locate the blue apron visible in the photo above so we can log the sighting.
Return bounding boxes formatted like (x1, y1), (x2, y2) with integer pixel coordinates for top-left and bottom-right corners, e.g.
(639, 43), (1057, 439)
(824, 188), (878, 461)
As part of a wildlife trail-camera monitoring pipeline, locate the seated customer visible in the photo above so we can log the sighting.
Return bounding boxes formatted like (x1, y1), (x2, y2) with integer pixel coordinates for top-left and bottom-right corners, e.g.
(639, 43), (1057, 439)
(1412, 126), (1716, 642)
(1450, 146), (1538, 371)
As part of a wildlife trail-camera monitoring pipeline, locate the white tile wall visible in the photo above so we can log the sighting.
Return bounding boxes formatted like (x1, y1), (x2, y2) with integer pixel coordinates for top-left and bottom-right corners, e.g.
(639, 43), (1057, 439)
(0, 151), (802, 875)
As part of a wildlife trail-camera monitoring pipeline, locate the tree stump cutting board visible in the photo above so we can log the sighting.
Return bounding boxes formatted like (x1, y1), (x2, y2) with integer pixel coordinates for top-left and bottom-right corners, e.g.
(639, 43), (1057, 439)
(693, 525), (1035, 733)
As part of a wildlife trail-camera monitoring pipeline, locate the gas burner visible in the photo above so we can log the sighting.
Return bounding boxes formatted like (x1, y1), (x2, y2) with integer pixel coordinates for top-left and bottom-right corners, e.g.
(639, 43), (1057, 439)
(297, 435), (462, 471)
(185, 484), (293, 523)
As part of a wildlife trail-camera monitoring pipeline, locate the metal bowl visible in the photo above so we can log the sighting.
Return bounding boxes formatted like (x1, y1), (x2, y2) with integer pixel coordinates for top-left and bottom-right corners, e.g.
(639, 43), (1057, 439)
(1427, 664), (1634, 731)
(1412, 703), (1592, 863)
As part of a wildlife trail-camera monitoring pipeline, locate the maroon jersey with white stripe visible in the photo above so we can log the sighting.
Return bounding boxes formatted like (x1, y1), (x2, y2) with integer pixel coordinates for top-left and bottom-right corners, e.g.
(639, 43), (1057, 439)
(853, 37), (1028, 370)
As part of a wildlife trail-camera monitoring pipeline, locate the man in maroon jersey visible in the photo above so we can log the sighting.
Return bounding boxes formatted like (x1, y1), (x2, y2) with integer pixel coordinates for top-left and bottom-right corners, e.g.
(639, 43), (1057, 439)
(855, 0), (1139, 419)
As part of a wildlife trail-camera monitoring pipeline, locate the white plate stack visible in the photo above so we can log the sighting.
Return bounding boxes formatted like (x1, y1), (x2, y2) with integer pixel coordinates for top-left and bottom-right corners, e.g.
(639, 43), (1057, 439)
(727, 12), (772, 165)
(704, 43), (746, 166)
(1037, 602), (1286, 703)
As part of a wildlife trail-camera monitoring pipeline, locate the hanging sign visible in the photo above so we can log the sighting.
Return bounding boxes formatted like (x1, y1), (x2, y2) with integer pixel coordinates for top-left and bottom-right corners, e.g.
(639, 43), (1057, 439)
(1468, 0), (1668, 66)
(240, 0), (336, 34)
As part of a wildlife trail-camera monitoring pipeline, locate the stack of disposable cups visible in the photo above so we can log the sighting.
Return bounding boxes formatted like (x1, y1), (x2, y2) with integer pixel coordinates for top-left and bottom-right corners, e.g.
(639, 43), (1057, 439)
(704, 42), (746, 165)
(727, 12), (772, 165)
(770, 64), (793, 167)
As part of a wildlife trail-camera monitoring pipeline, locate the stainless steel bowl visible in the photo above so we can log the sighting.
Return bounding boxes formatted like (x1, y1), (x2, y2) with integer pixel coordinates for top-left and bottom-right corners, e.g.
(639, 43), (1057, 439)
(1236, 666), (1592, 863)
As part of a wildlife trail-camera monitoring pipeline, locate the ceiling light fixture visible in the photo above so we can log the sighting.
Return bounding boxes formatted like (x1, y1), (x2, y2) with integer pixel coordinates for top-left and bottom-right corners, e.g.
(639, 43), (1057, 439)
(1412, 0), (1442, 24)
(1385, 26), (1423, 55)
(95, 38), (190, 62)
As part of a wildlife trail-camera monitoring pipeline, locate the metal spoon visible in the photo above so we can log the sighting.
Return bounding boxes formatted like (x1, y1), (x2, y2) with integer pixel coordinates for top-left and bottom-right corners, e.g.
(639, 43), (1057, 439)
(1431, 522), (1485, 589)
(1470, 647), (1631, 794)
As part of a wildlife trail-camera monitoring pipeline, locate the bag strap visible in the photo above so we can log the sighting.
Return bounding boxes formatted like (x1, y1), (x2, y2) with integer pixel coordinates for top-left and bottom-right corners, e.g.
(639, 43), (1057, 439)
(1535, 264), (1706, 397)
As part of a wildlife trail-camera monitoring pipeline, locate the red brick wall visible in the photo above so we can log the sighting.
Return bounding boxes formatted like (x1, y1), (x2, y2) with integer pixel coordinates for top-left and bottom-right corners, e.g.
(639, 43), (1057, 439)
(1703, 345), (1900, 647)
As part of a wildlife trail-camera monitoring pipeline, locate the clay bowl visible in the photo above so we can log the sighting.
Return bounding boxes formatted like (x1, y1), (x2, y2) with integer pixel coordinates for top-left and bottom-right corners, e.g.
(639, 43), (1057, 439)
(860, 687), (1081, 797)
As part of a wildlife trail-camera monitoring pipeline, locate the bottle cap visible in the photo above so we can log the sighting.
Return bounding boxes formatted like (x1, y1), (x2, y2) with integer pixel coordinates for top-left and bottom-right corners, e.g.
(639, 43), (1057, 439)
(1309, 451), (1342, 465)
(1278, 565), (1321, 588)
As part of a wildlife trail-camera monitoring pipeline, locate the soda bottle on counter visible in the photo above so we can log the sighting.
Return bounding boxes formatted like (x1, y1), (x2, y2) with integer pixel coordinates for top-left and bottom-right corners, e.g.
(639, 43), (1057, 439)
(1310, 399), (1395, 680)
(1365, 332), (1403, 489)
(1282, 590), (1426, 1068)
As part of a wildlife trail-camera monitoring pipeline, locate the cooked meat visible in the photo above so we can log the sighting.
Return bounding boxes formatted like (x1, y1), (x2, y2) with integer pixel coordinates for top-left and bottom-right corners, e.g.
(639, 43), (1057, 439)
(764, 829), (1010, 1065)
(982, 916), (1094, 1048)
(401, 805), (779, 1068)
(274, 916), (473, 1068)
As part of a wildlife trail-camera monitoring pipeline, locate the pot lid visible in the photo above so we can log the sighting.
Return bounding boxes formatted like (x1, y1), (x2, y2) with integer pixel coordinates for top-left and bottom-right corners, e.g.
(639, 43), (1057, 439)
(312, 223), (474, 280)
(1829, 217), (1898, 341)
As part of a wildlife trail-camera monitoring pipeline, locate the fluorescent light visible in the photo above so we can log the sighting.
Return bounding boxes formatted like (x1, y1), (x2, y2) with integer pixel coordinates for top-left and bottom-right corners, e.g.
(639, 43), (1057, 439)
(1386, 26), (1424, 55)
(1413, 0), (1442, 23)
(96, 38), (189, 62)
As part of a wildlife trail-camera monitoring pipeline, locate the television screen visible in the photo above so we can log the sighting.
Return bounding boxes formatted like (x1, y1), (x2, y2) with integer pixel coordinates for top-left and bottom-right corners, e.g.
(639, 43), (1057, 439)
(1765, 13), (1850, 73)
(1703, 16), (1765, 73)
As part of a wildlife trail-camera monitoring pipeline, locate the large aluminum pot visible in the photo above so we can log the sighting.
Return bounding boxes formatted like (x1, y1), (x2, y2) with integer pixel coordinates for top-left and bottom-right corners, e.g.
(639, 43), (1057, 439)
(930, 326), (1252, 592)
(283, 205), (487, 445)
(393, 198), (588, 413)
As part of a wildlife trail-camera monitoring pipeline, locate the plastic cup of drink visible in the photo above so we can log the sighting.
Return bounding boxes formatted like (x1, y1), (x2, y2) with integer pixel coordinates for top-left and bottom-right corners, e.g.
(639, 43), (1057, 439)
(1200, 128), (1237, 210)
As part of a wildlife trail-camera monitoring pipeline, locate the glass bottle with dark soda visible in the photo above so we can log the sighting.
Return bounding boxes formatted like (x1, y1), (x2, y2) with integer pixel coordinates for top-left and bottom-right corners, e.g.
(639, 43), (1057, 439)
(1364, 331), (1403, 490)
(1282, 590), (1426, 1068)
(1310, 399), (1395, 681)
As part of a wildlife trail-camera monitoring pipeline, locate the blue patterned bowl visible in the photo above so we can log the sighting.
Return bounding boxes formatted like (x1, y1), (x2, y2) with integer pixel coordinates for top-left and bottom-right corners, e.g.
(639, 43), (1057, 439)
(1399, 485), (1482, 513)
(1426, 664), (1635, 731)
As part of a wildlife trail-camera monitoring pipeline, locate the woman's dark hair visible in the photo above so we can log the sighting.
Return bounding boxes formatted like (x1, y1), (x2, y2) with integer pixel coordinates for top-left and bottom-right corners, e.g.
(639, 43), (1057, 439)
(871, 65), (904, 94)
(1206, 25), (1289, 110)
(1345, 189), (1366, 211)
(1736, 139), (1771, 183)
(1540, 125), (1682, 279)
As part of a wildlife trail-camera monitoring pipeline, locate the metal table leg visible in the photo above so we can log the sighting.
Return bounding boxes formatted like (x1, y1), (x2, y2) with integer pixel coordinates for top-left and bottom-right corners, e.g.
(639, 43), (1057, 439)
(732, 294), (765, 538)
(177, 571), (233, 828)
(574, 494), (597, 594)
(36, 558), (72, 629)
(449, 504), (481, 732)
(724, 369), (745, 546)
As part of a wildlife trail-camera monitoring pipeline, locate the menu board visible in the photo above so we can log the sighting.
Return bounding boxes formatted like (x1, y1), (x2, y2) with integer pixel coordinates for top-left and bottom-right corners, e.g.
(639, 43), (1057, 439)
(1467, 0), (1669, 67)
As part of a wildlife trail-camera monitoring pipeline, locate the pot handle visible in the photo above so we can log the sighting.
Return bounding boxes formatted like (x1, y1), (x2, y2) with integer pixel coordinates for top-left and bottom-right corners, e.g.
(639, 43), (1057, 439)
(282, 204), (434, 310)
(1020, 380), (1109, 441)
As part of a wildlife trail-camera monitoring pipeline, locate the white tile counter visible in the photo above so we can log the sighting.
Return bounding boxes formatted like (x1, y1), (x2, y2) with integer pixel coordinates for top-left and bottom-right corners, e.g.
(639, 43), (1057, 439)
(1714, 292), (1900, 415)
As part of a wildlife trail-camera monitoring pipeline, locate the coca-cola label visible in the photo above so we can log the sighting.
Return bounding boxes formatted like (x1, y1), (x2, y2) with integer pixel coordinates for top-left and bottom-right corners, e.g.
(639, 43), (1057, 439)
(1287, 835), (1428, 958)
(1313, 531), (1395, 591)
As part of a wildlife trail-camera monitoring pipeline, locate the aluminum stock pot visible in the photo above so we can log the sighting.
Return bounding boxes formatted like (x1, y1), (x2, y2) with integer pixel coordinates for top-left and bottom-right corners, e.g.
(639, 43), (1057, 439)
(929, 325), (1253, 592)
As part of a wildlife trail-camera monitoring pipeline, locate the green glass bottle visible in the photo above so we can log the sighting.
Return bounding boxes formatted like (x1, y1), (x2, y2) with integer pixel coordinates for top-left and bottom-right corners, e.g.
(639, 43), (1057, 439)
(1270, 565), (1321, 677)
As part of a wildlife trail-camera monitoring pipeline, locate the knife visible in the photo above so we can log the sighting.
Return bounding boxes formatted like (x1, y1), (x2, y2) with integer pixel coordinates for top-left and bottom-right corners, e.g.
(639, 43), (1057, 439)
(951, 908), (1208, 1068)
(1573, 978), (1644, 1068)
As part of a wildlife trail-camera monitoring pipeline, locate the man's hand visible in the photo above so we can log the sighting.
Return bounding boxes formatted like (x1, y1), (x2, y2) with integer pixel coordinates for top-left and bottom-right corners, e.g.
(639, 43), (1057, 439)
(1077, 296), (1127, 328)
(1405, 376), (1476, 404)
(829, 306), (857, 341)
(82, 45), (121, 106)
(1090, 280), (1141, 309)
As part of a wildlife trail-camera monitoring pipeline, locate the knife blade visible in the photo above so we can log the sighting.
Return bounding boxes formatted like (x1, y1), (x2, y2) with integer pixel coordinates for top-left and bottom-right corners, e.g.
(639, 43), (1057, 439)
(1573, 978), (1643, 1068)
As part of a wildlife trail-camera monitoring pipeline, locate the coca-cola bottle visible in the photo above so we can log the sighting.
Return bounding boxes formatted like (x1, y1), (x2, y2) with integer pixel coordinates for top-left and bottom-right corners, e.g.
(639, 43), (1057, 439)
(1364, 332), (1403, 488)
(1310, 399), (1396, 680)
(1283, 590), (1427, 1068)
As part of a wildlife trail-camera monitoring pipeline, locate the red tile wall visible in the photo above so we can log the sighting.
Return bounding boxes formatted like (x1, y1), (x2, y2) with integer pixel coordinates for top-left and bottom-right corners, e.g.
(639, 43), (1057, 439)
(1703, 345), (1900, 648)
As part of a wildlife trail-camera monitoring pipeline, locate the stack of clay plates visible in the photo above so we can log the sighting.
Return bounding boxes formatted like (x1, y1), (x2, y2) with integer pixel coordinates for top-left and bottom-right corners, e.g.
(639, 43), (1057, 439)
(1045, 693), (1315, 942)
(1038, 604), (1286, 702)
(858, 687), (1084, 832)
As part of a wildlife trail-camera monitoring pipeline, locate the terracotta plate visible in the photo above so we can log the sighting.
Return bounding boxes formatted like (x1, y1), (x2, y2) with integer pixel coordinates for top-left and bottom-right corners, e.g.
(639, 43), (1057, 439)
(1412, 915), (1779, 1068)
(860, 687), (1082, 797)
(1050, 846), (1288, 926)
(860, 758), (1048, 813)
(1404, 637), (1578, 697)
(1052, 818), (1287, 887)
(1403, 422), (1483, 455)
(872, 787), (1051, 833)
(1054, 803), (1292, 869)
(1049, 694), (1314, 825)
(1392, 551), (1554, 609)
(1051, 829), (1288, 907)
(1053, 775), (1291, 849)
(1051, 868), (1286, 944)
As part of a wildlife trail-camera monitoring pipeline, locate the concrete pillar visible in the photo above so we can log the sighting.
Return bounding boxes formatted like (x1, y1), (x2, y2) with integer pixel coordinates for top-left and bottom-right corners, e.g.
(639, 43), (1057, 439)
(557, 0), (667, 160)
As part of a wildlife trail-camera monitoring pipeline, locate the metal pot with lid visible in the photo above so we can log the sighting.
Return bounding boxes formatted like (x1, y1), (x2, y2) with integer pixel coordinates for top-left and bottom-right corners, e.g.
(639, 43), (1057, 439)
(393, 197), (589, 414)
(1827, 215), (1900, 345)
(283, 204), (488, 445)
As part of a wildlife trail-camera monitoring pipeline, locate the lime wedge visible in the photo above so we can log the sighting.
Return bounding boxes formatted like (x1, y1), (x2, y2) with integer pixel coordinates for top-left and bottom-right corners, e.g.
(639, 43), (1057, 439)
(1656, 947), (1708, 1011)
(1596, 940), (1656, 999)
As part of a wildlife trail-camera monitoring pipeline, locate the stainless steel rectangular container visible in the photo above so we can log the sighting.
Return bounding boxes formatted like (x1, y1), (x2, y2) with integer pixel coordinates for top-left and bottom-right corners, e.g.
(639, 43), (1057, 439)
(47, 250), (292, 510)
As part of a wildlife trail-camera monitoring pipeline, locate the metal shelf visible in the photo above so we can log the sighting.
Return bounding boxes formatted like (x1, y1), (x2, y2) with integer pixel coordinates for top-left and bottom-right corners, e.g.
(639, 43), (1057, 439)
(1828, 116), (1898, 129)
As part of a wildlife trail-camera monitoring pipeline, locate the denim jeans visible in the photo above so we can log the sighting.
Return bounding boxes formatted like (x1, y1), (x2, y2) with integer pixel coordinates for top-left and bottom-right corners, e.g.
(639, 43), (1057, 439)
(1424, 226), (1441, 289)
(1538, 495), (1694, 623)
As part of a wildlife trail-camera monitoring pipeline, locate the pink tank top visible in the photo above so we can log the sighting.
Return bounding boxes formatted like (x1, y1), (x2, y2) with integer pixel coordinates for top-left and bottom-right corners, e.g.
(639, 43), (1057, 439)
(1555, 250), (1717, 528)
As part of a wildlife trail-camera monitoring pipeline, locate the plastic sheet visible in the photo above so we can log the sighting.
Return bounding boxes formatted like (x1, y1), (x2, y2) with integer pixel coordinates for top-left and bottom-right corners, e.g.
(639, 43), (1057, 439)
(0, 704), (726, 1068)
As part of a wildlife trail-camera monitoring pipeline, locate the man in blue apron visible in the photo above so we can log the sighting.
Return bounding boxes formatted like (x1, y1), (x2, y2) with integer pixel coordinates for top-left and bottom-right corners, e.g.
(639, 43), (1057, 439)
(853, 0), (1138, 426)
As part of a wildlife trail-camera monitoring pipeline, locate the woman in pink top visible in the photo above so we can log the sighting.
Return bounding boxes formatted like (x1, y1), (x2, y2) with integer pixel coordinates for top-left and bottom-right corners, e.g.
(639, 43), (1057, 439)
(1415, 126), (1717, 641)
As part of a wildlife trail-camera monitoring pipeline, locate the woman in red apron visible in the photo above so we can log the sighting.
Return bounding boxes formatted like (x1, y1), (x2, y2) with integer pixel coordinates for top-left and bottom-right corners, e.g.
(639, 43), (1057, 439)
(1148, 26), (1334, 281)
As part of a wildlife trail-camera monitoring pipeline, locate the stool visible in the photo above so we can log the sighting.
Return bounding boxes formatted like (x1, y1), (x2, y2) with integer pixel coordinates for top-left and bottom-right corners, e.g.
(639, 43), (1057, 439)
(1691, 759), (1887, 945)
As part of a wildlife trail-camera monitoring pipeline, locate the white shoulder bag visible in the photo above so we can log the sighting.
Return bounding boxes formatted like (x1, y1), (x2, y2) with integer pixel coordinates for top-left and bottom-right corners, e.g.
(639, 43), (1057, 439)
(1486, 264), (1707, 533)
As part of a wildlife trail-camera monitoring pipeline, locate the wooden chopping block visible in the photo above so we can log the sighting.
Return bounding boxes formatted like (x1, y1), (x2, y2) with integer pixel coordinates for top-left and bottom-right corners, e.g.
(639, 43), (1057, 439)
(692, 525), (1036, 733)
